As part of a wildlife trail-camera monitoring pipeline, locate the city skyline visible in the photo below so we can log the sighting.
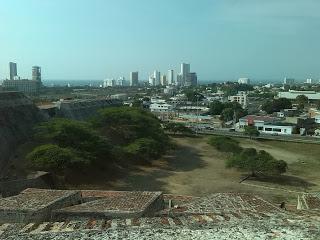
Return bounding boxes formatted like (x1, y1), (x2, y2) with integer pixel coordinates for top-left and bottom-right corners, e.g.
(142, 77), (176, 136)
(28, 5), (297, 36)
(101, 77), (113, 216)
(1, 0), (320, 81)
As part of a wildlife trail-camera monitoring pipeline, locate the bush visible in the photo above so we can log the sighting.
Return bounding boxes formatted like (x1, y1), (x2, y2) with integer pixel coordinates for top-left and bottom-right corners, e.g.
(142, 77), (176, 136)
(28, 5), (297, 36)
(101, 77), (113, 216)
(124, 138), (162, 164)
(27, 144), (89, 173)
(208, 136), (242, 153)
(226, 149), (287, 176)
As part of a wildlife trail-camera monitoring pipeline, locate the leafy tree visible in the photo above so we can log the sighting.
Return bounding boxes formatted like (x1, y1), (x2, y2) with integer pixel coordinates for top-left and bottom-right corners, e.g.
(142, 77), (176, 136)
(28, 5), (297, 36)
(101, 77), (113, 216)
(208, 136), (242, 153)
(244, 125), (260, 138)
(296, 95), (308, 110)
(124, 138), (162, 163)
(262, 98), (292, 114)
(226, 149), (287, 176)
(164, 122), (193, 135)
(34, 118), (112, 163)
(316, 100), (320, 110)
(27, 144), (89, 173)
(209, 100), (224, 115)
(184, 90), (204, 102)
(220, 108), (234, 122)
(92, 107), (168, 146)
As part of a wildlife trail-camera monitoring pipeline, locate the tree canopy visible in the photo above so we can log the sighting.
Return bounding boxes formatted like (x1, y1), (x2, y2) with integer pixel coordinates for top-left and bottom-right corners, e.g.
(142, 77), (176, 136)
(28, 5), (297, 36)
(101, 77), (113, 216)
(226, 148), (287, 176)
(244, 125), (260, 138)
(28, 107), (170, 174)
(262, 98), (292, 114)
(164, 122), (193, 135)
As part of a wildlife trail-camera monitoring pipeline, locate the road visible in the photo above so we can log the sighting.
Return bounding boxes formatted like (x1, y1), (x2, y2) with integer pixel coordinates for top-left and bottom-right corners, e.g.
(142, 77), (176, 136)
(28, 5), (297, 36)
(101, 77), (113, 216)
(194, 128), (320, 144)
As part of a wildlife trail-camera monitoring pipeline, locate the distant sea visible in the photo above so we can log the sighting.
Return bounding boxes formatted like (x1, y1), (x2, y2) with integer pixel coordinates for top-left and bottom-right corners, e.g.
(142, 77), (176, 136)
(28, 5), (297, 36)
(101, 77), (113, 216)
(43, 80), (103, 87)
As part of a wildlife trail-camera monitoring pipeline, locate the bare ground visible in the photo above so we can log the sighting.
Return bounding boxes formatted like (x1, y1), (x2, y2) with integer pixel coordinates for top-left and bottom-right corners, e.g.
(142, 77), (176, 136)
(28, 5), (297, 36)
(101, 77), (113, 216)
(100, 136), (320, 205)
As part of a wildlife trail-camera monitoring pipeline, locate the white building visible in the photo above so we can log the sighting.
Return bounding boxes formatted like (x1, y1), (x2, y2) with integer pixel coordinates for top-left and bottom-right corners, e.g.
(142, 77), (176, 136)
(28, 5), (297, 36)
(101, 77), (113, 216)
(110, 93), (128, 100)
(103, 78), (116, 87)
(117, 77), (127, 86)
(283, 78), (295, 85)
(150, 103), (173, 112)
(278, 90), (320, 100)
(305, 78), (314, 84)
(149, 76), (155, 86)
(228, 91), (248, 108)
(238, 115), (294, 135)
(238, 78), (250, 85)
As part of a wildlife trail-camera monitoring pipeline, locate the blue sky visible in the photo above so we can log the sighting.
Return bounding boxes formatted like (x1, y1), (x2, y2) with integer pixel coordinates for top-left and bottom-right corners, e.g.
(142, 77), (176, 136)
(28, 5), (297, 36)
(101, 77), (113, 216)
(0, 0), (319, 81)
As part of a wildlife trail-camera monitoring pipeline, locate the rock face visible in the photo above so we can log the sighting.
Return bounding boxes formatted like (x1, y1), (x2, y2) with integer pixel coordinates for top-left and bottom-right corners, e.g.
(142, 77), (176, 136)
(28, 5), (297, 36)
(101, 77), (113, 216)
(0, 92), (44, 176)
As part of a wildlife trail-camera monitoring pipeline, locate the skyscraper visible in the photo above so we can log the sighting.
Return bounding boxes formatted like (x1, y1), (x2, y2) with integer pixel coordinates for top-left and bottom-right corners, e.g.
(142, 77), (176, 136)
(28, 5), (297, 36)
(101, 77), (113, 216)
(153, 70), (160, 86)
(168, 70), (174, 85)
(160, 75), (167, 86)
(32, 66), (41, 81)
(181, 63), (190, 78)
(130, 72), (139, 86)
(180, 63), (190, 86)
(9, 62), (17, 80)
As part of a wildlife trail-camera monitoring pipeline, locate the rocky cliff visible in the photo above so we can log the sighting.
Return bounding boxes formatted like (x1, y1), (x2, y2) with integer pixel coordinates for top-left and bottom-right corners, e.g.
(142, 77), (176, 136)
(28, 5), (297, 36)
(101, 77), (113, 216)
(0, 92), (44, 176)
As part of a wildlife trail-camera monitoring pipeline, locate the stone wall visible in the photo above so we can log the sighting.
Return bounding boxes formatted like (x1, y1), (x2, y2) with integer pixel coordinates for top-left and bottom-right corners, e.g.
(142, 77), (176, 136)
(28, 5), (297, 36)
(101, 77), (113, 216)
(0, 172), (54, 197)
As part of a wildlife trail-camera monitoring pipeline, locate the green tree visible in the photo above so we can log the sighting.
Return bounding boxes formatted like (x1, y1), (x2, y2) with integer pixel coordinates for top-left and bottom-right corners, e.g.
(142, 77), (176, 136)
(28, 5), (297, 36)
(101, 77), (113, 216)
(316, 100), (320, 110)
(164, 122), (193, 135)
(209, 100), (224, 115)
(92, 107), (168, 146)
(124, 138), (162, 163)
(220, 108), (234, 122)
(184, 90), (204, 102)
(208, 136), (242, 153)
(296, 95), (308, 110)
(34, 118), (112, 163)
(27, 144), (89, 173)
(262, 98), (292, 114)
(244, 126), (260, 139)
(227, 149), (287, 176)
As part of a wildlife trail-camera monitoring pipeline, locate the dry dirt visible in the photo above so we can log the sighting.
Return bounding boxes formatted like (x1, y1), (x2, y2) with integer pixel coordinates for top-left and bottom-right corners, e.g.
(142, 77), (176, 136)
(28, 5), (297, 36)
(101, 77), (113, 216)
(104, 136), (320, 204)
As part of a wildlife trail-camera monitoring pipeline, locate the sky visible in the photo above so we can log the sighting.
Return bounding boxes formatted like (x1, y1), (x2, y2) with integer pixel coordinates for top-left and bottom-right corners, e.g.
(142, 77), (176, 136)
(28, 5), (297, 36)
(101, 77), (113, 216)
(0, 0), (320, 82)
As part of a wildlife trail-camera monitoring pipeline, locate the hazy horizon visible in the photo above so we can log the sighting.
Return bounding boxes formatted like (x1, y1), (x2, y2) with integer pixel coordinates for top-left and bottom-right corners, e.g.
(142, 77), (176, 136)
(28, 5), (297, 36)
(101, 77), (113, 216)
(1, 0), (320, 81)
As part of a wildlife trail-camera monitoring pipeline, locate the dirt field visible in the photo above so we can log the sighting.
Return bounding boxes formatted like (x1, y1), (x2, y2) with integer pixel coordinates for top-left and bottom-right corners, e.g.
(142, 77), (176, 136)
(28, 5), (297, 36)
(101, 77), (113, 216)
(105, 136), (320, 204)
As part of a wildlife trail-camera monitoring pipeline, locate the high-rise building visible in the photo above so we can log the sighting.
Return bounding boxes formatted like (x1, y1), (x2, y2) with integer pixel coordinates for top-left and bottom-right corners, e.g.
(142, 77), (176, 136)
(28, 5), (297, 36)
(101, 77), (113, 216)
(238, 78), (250, 85)
(185, 72), (197, 86)
(283, 77), (295, 85)
(32, 66), (41, 81)
(160, 75), (167, 86)
(306, 78), (313, 84)
(181, 63), (190, 78)
(9, 62), (17, 80)
(168, 70), (174, 85)
(180, 63), (190, 86)
(153, 70), (160, 86)
(130, 72), (139, 86)
(149, 76), (155, 86)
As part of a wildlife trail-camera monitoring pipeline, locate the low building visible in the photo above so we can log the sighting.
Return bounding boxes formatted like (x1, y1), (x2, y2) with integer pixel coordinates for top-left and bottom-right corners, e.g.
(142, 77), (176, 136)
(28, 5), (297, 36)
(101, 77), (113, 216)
(238, 115), (293, 135)
(150, 103), (173, 113)
(2, 79), (41, 95)
(110, 93), (128, 100)
(278, 90), (320, 100)
(228, 91), (248, 108)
